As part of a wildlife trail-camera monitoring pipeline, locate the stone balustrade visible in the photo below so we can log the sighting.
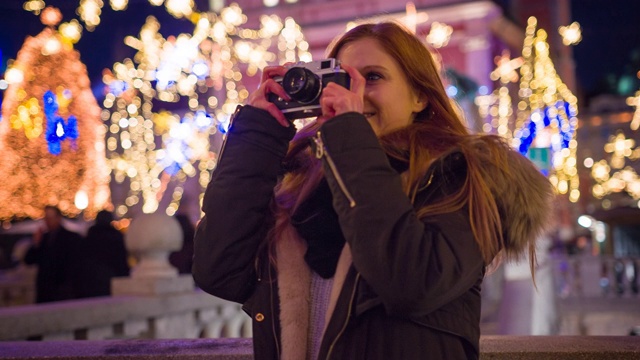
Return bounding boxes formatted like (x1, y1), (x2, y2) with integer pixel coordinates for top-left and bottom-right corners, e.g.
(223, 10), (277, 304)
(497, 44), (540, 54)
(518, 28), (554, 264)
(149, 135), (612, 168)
(0, 212), (253, 342)
(1, 336), (640, 359)
(1, 213), (638, 358)
(0, 286), (251, 341)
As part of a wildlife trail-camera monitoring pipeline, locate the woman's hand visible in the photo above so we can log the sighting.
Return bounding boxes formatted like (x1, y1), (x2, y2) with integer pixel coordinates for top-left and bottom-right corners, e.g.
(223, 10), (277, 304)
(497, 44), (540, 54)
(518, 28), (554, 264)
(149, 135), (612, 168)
(247, 65), (291, 127)
(317, 63), (365, 124)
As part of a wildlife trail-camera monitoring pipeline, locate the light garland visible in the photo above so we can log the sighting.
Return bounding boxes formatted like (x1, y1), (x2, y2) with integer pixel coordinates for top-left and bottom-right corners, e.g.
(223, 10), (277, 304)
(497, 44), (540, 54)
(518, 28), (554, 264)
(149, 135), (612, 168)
(0, 6), (111, 220)
(586, 88), (640, 202)
(476, 17), (580, 201)
(476, 50), (523, 138)
(426, 22), (453, 49)
(514, 17), (580, 202)
(558, 22), (582, 46)
(628, 90), (640, 131)
(102, 5), (311, 218)
(23, 0), (200, 36)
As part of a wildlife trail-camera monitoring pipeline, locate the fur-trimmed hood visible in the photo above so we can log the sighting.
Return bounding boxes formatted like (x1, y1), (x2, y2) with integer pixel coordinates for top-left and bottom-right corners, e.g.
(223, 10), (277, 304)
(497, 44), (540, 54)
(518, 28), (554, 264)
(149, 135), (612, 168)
(467, 136), (556, 261)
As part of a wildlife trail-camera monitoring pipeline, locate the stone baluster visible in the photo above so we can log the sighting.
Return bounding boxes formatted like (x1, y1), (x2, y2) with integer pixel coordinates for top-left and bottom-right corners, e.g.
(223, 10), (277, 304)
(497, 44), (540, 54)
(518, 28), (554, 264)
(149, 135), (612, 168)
(111, 212), (195, 339)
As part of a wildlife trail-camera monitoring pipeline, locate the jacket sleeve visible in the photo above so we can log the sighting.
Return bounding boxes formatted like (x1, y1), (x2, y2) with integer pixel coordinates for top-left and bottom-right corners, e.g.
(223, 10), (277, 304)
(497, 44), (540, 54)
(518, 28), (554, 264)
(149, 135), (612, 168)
(192, 105), (296, 303)
(317, 113), (485, 317)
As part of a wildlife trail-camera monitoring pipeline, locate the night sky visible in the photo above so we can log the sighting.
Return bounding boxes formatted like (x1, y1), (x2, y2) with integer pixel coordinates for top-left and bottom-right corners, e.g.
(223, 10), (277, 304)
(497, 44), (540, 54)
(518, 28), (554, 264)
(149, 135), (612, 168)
(0, 0), (639, 105)
(570, 0), (640, 100)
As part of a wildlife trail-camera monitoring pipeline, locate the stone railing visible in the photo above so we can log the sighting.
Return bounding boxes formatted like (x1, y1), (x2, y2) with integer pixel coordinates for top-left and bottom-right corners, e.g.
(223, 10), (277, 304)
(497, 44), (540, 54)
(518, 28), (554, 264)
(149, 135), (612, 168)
(0, 213), (252, 341)
(0, 285), (251, 341)
(1, 336), (640, 359)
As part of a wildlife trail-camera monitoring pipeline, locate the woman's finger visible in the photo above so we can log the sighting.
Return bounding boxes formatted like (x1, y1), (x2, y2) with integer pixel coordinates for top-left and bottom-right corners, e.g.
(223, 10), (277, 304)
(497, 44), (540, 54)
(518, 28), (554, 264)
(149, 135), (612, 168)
(261, 65), (288, 83)
(321, 82), (363, 116)
(340, 63), (365, 99)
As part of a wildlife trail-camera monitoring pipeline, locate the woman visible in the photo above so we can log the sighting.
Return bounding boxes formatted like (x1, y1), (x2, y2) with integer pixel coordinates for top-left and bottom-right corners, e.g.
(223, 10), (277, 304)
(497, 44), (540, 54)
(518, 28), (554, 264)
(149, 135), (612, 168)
(193, 21), (554, 360)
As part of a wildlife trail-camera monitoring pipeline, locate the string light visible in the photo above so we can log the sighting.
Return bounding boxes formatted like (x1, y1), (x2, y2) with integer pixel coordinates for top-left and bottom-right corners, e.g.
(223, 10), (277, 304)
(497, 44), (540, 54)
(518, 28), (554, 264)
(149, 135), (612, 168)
(627, 90), (640, 131)
(77, 0), (103, 31)
(477, 17), (580, 202)
(515, 17), (580, 202)
(110, 0), (128, 11)
(23, 0), (45, 15)
(426, 22), (453, 48)
(590, 84), (640, 202)
(477, 50), (524, 137)
(558, 22), (582, 46)
(102, 5), (310, 218)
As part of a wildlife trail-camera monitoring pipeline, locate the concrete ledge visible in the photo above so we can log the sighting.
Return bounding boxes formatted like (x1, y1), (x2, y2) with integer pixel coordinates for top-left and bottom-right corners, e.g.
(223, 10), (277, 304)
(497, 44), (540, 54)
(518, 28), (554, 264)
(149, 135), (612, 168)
(1, 336), (640, 359)
(480, 336), (640, 359)
(0, 338), (253, 359)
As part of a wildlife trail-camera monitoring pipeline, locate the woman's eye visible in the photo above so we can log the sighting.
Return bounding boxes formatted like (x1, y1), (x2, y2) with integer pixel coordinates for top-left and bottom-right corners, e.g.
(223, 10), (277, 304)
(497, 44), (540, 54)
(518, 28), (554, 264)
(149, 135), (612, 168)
(366, 73), (381, 81)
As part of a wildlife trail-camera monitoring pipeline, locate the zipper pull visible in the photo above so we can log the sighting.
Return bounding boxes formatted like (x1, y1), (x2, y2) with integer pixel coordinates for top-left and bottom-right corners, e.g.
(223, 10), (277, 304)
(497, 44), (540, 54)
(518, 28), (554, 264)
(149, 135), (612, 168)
(313, 131), (324, 159)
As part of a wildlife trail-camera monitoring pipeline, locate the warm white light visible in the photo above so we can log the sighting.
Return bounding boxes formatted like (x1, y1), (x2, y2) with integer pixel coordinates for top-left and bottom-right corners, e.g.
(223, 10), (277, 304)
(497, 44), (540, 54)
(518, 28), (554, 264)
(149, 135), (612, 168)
(74, 190), (89, 210)
(558, 22), (582, 46)
(221, 3), (245, 26)
(43, 38), (62, 55)
(59, 20), (83, 43)
(583, 157), (594, 168)
(110, 0), (128, 11)
(594, 221), (606, 243)
(264, 0), (278, 6)
(24, 0), (46, 15)
(5, 68), (24, 84)
(166, 0), (194, 18)
(577, 215), (593, 228)
(78, 0), (103, 30)
(426, 22), (453, 48)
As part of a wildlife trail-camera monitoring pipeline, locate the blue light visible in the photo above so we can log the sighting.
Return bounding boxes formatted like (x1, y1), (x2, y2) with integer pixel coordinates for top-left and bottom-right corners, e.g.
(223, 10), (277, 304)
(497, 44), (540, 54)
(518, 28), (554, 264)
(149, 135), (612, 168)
(194, 110), (212, 129)
(43, 91), (79, 155)
(217, 114), (231, 134)
(446, 85), (458, 97)
(109, 80), (129, 96)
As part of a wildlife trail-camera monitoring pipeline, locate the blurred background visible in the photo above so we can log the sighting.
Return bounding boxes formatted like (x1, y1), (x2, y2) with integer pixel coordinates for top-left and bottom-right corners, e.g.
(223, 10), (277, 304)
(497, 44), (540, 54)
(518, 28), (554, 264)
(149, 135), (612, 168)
(0, 0), (639, 340)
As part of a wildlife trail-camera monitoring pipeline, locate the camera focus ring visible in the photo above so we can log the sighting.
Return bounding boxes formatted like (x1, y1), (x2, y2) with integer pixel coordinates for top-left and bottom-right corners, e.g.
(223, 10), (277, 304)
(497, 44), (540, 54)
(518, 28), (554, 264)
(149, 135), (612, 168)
(282, 67), (322, 104)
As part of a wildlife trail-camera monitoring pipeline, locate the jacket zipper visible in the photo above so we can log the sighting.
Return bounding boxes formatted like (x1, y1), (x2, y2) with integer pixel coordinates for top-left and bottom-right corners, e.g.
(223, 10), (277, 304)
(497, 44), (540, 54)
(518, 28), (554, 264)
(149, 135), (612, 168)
(313, 131), (356, 208)
(325, 273), (361, 359)
(214, 105), (243, 169)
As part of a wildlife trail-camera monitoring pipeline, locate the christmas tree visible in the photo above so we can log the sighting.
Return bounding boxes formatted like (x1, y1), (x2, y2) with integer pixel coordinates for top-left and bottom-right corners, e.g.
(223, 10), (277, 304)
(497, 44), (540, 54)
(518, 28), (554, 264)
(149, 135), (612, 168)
(0, 7), (110, 220)
(513, 17), (580, 203)
(478, 17), (580, 202)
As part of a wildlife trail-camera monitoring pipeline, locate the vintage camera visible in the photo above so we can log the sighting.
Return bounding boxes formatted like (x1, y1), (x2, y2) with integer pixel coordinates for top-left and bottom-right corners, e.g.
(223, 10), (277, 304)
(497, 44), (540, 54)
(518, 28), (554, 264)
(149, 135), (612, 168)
(268, 58), (350, 120)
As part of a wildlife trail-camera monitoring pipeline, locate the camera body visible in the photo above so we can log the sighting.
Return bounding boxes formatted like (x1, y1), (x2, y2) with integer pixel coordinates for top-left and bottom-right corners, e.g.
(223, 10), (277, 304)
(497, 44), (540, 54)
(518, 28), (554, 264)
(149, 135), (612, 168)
(268, 58), (350, 121)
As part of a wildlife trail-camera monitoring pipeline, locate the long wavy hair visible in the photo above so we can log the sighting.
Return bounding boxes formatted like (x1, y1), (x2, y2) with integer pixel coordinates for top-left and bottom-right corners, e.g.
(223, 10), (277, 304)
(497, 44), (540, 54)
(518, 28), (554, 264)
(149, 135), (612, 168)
(268, 21), (528, 273)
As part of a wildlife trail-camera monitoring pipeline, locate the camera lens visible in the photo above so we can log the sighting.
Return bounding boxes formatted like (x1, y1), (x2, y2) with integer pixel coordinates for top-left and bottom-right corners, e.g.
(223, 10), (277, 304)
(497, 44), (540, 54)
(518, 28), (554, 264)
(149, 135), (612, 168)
(282, 67), (321, 103)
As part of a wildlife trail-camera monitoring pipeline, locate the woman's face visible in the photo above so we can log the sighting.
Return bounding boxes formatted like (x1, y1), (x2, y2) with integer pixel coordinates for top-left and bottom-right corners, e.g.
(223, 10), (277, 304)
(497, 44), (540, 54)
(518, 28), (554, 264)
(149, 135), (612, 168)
(337, 37), (427, 135)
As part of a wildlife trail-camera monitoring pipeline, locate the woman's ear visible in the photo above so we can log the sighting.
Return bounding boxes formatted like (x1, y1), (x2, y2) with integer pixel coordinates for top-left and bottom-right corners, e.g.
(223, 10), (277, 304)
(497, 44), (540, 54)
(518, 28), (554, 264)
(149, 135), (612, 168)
(412, 94), (429, 114)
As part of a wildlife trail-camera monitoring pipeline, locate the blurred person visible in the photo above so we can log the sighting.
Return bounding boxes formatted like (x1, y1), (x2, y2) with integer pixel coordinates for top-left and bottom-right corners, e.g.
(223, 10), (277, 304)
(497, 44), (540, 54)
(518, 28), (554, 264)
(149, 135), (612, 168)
(77, 210), (130, 298)
(24, 205), (83, 303)
(193, 22), (554, 360)
(169, 213), (196, 274)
